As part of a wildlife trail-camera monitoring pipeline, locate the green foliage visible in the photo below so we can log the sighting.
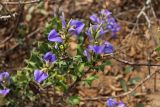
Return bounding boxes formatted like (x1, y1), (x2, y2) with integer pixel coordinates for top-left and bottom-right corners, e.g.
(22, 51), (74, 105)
(120, 79), (128, 92)
(129, 76), (141, 85)
(155, 47), (160, 53)
(135, 103), (145, 107)
(92, 60), (112, 71)
(5, 13), (119, 106)
(83, 75), (98, 86)
(67, 95), (80, 105)
(44, 17), (62, 37)
(124, 66), (133, 74)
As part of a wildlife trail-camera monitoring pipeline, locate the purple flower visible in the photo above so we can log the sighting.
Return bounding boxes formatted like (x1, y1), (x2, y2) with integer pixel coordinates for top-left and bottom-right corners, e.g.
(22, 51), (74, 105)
(86, 25), (107, 41)
(60, 13), (66, 28)
(69, 20), (85, 35)
(0, 72), (11, 84)
(34, 70), (48, 83)
(85, 25), (98, 41)
(104, 41), (114, 54)
(106, 98), (117, 107)
(112, 23), (120, 33)
(48, 29), (63, 42)
(100, 9), (112, 17)
(108, 17), (116, 24)
(90, 14), (101, 23)
(0, 88), (10, 96)
(118, 102), (127, 107)
(43, 52), (56, 63)
(88, 45), (105, 54)
(107, 17), (120, 33)
(96, 27), (107, 39)
(83, 50), (91, 61)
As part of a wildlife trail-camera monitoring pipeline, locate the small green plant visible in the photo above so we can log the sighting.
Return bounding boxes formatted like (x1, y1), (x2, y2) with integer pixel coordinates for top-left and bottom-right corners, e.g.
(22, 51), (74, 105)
(0, 9), (123, 106)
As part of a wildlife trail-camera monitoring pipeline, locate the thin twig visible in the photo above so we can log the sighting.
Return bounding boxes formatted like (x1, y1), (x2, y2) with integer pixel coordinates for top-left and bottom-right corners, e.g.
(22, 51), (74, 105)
(122, 0), (155, 45)
(0, 2), (16, 20)
(0, 13), (17, 20)
(0, 28), (42, 57)
(154, 71), (157, 92)
(108, 54), (160, 67)
(26, 27), (42, 39)
(0, 1), (23, 46)
(2, 0), (40, 5)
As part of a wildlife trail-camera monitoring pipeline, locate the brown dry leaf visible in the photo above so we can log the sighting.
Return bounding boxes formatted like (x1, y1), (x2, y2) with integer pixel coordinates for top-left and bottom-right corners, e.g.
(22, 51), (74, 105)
(98, 87), (111, 96)
(128, 46), (136, 57)
(79, 88), (98, 97)
(66, 36), (78, 57)
(104, 65), (112, 74)
(109, 84), (122, 91)
(144, 30), (151, 40)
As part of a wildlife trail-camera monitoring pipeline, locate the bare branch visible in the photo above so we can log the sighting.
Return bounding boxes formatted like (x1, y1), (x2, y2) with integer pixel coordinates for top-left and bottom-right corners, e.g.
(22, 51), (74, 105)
(2, 0), (40, 5)
(0, 13), (17, 20)
(108, 54), (160, 67)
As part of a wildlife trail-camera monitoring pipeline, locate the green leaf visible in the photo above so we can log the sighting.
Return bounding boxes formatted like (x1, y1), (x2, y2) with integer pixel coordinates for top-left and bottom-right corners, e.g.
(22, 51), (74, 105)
(78, 33), (84, 45)
(28, 51), (43, 69)
(84, 75), (98, 86)
(57, 80), (67, 92)
(92, 60), (112, 71)
(104, 60), (112, 66)
(95, 30), (101, 39)
(124, 66), (133, 74)
(67, 95), (80, 105)
(38, 42), (50, 53)
(27, 61), (36, 69)
(135, 103), (145, 107)
(120, 79), (128, 92)
(77, 44), (84, 55)
(155, 47), (160, 52)
(129, 76), (141, 85)
(78, 63), (85, 72)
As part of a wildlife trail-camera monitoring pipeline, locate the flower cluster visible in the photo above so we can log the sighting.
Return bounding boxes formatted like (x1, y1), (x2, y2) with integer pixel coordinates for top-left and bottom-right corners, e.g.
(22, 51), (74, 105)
(84, 9), (119, 61)
(106, 98), (127, 107)
(3, 9), (121, 106)
(40, 10), (119, 87)
(48, 16), (85, 44)
(90, 9), (120, 35)
(33, 15), (85, 84)
(0, 72), (11, 96)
